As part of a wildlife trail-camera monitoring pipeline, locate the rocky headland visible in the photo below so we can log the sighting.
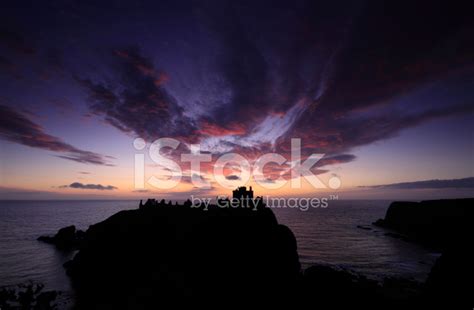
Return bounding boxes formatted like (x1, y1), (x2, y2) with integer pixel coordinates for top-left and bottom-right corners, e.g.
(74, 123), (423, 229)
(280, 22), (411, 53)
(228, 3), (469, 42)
(38, 225), (85, 250)
(373, 198), (473, 249)
(373, 198), (474, 309)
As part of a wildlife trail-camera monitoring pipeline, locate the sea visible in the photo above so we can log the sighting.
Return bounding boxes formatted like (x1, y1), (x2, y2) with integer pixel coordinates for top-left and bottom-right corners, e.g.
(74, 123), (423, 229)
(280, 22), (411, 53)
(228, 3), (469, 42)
(0, 199), (441, 308)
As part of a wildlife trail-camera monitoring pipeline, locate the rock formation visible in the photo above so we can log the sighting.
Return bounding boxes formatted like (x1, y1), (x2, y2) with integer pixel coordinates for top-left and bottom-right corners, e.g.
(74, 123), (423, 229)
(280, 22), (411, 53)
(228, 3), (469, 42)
(64, 199), (300, 308)
(373, 198), (474, 249)
(38, 225), (85, 250)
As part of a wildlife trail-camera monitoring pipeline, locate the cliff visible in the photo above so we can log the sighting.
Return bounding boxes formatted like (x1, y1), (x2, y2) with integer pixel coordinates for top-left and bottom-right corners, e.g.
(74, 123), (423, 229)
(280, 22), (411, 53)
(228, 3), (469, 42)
(373, 198), (474, 249)
(63, 200), (300, 308)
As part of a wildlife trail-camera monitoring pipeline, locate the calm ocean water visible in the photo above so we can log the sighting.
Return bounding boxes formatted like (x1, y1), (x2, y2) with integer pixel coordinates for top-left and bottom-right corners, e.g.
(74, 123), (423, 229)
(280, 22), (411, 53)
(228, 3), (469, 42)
(0, 199), (440, 307)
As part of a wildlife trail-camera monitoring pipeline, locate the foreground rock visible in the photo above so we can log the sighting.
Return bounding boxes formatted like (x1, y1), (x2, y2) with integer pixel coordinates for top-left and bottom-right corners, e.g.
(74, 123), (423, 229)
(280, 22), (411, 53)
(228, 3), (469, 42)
(373, 198), (474, 308)
(423, 237), (474, 309)
(302, 264), (423, 308)
(0, 283), (58, 309)
(38, 225), (85, 250)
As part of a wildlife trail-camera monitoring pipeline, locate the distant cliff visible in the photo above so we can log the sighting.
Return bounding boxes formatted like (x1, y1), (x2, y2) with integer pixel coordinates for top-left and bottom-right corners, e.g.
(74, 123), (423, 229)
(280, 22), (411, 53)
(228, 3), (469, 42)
(373, 198), (474, 308)
(373, 198), (474, 249)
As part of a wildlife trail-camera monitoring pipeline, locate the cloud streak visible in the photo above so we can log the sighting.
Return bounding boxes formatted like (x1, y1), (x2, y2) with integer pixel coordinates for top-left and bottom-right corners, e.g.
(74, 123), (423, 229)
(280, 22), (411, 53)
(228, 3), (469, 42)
(0, 28), (35, 55)
(361, 177), (474, 189)
(61, 182), (117, 190)
(0, 105), (113, 166)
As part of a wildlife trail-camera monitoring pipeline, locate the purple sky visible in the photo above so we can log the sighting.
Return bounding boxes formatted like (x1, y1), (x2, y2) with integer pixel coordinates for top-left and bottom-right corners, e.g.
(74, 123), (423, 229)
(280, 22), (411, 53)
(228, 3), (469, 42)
(1, 0), (473, 199)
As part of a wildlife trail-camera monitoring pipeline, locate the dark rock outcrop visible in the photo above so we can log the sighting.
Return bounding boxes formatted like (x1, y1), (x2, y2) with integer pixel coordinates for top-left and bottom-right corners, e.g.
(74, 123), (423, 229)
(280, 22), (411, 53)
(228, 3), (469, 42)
(0, 283), (58, 309)
(373, 198), (474, 249)
(38, 225), (85, 250)
(64, 200), (300, 308)
(373, 198), (474, 308)
(423, 236), (474, 309)
(300, 264), (424, 309)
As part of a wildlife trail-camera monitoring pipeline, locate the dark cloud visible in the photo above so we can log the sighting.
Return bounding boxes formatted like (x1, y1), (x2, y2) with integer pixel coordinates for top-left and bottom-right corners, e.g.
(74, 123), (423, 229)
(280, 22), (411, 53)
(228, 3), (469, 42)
(0, 25), (64, 81)
(78, 171), (91, 174)
(225, 175), (241, 181)
(283, 103), (474, 157)
(78, 47), (197, 142)
(197, 1), (359, 131)
(133, 189), (150, 193)
(44, 47), (63, 71)
(0, 55), (20, 78)
(0, 28), (35, 55)
(62, 182), (117, 190)
(259, 178), (275, 184)
(199, 2), (269, 130)
(317, 1), (474, 114)
(361, 177), (474, 189)
(317, 154), (357, 167)
(0, 105), (113, 166)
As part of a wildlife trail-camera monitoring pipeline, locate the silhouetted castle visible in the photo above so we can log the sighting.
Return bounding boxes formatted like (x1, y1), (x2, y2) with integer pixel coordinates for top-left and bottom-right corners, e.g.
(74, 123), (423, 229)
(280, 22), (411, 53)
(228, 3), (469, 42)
(140, 186), (262, 210)
(232, 186), (253, 200)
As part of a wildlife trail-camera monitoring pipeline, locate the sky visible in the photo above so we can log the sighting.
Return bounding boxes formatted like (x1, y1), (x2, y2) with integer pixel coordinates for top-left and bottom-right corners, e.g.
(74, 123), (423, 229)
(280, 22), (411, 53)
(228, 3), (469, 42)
(0, 0), (473, 200)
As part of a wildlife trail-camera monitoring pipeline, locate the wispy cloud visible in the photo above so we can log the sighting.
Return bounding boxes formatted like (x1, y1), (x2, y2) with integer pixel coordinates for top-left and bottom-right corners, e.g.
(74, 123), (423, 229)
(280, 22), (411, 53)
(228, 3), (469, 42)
(225, 175), (241, 181)
(360, 177), (474, 189)
(0, 105), (113, 166)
